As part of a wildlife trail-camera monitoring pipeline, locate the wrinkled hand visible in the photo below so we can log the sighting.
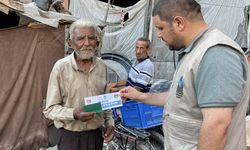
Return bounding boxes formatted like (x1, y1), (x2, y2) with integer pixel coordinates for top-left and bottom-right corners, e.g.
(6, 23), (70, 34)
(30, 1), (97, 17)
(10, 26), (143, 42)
(107, 83), (119, 92)
(119, 86), (141, 101)
(73, 106), (95, 122)
(103, 125), (115, 143)
(107, 82), (117, 88)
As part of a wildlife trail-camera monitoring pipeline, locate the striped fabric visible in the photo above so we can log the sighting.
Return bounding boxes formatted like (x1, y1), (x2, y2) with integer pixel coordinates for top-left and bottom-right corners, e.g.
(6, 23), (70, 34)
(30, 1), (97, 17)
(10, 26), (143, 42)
(127, 58), (154, 92)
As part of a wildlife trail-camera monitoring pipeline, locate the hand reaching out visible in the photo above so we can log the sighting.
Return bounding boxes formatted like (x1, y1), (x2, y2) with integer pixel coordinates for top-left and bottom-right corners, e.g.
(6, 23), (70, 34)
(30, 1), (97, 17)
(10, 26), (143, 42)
(107, 82), (124, 92)
(119, 86), (143, 101)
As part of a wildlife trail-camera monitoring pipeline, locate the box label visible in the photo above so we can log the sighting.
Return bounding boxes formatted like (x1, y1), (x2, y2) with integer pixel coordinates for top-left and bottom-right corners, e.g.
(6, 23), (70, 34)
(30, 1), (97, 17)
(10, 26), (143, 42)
(84, 92), (122, 111)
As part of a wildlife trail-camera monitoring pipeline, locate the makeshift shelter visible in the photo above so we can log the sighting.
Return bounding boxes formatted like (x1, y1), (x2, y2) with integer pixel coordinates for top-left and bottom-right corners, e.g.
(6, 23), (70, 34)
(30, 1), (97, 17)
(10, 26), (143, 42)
(0, 0), (247, 149)
(0, 1), (76, 149)
(0, 25), (65, 150)
(200, 0), (246, 47)
(69, 0), (246, 81)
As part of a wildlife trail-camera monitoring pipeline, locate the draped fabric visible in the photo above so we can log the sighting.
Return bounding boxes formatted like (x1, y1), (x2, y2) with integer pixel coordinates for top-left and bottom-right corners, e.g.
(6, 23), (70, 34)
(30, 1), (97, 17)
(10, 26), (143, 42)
(69, 0), (246, 81)
(200, 0), (245, 44)
(0, 25), (65, 149)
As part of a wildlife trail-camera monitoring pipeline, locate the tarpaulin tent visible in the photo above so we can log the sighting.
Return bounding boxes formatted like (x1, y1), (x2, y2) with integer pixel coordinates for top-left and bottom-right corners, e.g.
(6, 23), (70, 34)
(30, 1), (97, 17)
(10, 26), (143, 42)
(69, 0), (246, 81)
(0, 1), (76, 149)
(0, 24), (65, 150)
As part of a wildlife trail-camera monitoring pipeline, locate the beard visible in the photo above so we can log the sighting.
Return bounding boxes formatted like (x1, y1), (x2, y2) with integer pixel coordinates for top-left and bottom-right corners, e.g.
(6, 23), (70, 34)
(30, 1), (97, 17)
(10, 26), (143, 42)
(75, 47), (95, 60)
(168, 41), (184, 51)
(164, 29), (185, 51)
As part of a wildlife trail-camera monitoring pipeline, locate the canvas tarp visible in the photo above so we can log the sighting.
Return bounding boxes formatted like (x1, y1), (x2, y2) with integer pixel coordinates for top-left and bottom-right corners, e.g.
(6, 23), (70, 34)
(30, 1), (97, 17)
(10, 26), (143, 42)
(69, 0), (246, 57)
(20, 2), (77, 28)
(0, 25), (65, 149)
(0, 0), (24, 12)
(200, 0), (245, 45)
(69, 0), (147, 63)
(0, 0), (77, 28)
(69, 0), (246, 81)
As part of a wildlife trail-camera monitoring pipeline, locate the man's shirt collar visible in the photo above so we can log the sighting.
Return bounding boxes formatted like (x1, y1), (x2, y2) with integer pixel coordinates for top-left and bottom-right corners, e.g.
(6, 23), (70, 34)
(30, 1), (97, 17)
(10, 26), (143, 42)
(178, 27), (210, 61)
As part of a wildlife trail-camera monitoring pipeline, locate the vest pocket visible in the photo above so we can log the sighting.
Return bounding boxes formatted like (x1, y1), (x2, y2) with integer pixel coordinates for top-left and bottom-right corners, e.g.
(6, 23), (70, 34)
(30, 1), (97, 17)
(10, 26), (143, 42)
(164, 113), (202, 144)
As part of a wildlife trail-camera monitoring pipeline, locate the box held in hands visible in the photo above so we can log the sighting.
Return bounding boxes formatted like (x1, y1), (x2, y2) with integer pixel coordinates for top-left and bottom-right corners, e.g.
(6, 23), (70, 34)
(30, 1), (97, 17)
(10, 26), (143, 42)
(83, 92), (123, 112)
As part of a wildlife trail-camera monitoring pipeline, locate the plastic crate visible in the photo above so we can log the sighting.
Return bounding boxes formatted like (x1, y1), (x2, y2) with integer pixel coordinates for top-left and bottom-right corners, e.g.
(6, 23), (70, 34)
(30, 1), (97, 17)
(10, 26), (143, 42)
(120, 100), (163, 129)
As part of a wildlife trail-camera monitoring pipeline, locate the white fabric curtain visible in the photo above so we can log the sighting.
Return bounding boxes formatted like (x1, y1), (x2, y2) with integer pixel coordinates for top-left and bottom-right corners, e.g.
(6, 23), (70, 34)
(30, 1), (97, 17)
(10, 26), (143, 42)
(200, 0), (245, 41)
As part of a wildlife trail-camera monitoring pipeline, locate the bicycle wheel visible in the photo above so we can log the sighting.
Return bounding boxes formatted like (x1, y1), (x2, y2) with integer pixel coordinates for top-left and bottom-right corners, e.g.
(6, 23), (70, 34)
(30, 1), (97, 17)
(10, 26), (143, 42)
(103, 140), (119, 150)
(104, 135), (157, 150)
(104, 135), (134, 150)
(104, 137), (125, 150)
(149, 131), (164, 150)
(126, 140), (149, 150)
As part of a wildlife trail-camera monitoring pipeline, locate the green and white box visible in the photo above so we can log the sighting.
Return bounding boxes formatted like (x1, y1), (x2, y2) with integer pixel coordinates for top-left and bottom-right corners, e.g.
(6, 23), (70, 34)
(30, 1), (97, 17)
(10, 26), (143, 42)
(83, 92), (123, 112)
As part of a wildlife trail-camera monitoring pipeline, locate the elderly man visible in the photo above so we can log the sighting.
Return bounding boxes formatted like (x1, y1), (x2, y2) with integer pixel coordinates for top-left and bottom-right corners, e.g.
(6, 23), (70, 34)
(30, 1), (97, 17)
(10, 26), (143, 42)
(120, 0), (250, 150)
(43, 19), (114, 150)
(110, 37), (154, 92)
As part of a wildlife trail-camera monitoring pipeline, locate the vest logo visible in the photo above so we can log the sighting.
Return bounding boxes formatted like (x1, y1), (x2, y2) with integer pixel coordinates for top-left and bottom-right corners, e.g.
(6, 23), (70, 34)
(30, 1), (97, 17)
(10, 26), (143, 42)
(176, 76), (184, 98)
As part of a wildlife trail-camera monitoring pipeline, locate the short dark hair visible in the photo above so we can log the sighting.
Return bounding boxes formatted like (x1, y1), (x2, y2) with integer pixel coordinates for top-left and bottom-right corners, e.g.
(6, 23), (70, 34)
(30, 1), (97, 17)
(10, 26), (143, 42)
(152, 0), (201, 22)
(137, 37), (151, 48)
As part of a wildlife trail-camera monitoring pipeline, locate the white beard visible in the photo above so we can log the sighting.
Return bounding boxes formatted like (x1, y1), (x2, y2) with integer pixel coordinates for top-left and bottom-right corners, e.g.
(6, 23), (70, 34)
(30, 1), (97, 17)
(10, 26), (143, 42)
(75, 47), (95, 60)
